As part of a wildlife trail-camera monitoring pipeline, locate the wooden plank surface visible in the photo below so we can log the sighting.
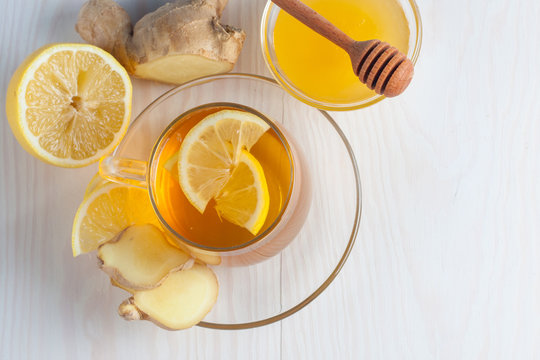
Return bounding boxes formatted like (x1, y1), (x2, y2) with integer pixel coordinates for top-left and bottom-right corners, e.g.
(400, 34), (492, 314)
(1, 0), (540, 359)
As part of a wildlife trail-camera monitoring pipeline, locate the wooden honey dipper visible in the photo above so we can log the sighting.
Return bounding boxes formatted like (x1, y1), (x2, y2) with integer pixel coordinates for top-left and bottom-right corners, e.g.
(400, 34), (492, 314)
(272, 0), (414, 97)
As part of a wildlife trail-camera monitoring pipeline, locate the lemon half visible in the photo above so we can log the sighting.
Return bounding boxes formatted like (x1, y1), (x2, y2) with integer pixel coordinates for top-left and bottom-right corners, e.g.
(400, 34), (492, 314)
(6, 43), (132, 167)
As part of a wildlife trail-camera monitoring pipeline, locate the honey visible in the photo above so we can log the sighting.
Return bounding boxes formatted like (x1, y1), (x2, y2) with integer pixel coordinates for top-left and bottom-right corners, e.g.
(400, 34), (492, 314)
(273, 0), (410, 104)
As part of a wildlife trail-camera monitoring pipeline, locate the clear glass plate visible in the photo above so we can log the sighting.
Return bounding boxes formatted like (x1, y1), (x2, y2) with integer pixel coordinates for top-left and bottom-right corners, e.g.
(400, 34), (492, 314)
(112, 74), (362, 329)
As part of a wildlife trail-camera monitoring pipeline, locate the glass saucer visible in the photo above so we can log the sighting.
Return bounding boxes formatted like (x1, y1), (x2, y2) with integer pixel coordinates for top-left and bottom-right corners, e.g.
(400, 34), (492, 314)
(117, 74), (361, 329)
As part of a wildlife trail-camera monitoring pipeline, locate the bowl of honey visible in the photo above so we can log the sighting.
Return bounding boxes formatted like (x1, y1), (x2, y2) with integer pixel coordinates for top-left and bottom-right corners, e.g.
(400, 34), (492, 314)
(261, 0), (422, 110)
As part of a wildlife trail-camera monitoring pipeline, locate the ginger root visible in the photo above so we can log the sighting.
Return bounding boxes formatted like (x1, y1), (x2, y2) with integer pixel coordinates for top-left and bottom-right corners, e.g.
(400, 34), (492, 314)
(98, 224), (191, 290)
(98, 224), (218, 329)
(76, 0), (246, 84)
(118, 264), (218, 330)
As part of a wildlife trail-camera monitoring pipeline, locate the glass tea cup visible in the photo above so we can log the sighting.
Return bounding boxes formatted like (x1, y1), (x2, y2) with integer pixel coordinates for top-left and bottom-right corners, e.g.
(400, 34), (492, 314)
(99, 76), (311, 266)
(95, 74), (362, 329)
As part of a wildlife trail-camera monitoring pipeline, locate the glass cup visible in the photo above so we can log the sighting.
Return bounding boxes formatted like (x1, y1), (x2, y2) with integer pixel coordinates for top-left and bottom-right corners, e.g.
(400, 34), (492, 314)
(99, 77), (311, 266)
(97, 74), (361, 328)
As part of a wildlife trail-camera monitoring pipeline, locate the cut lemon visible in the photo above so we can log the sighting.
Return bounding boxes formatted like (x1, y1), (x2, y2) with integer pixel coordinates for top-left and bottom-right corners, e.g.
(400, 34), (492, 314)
(178, 109), (270, 213)
(215, 150), (270, 235)
(5, 43), (132, 167)
(72, 183), (160, 256)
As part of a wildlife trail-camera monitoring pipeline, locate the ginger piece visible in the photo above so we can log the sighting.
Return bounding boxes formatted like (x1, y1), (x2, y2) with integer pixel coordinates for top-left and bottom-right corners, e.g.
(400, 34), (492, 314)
(110, 258), (196, 293)
(118, 263), (218, 330)
(98, 224), (191, 290)
(110, 278), (133, 293)
(76, 0), (246, 84)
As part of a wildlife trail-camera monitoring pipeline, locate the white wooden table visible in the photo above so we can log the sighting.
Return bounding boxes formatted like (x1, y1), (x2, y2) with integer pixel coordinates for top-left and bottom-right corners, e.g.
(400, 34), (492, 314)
(1, 0), (539, 359)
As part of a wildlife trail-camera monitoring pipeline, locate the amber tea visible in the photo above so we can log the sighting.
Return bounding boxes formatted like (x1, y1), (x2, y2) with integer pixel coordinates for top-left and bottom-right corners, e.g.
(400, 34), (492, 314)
(150, 103), (295, 250)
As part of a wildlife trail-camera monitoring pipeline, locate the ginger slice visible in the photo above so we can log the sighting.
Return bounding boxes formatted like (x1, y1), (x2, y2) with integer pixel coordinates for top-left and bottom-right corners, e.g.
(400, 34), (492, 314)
(76, 0), (246, 85)
(110, 278), (133, 293)
(109, 258), (196, 294)
(98, 224), (191, 290)
(118, 263), (218, 330)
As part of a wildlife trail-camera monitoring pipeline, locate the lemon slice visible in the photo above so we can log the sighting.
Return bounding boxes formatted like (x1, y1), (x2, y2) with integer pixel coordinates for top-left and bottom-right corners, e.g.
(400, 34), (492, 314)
(215, 150), (270, 235)
(178, 109), (270, 212)
(5, 43), (132, 167)
(72, 183), (161, 256)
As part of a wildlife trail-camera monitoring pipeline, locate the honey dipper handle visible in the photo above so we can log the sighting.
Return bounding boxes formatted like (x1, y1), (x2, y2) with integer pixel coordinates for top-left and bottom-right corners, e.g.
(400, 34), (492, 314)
(271, 0), (354, 51)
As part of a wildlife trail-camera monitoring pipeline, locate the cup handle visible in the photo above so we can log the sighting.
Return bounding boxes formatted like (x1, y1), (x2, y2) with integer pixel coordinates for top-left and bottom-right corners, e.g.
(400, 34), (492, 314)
(99, 157), (148, 188)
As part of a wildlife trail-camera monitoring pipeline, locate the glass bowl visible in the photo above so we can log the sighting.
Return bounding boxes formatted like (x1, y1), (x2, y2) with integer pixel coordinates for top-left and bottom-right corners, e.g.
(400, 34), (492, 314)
(260, 0), (423, 111)
(111, 74), (361, 329)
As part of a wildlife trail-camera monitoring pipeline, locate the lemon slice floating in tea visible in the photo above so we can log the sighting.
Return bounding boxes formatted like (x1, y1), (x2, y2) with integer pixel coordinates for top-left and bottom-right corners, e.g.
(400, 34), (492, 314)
(72, 183), (161, 256)
(5, 43), (132, 167)
(214, 149), (270, 235)
(177, 109), (270, 234)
